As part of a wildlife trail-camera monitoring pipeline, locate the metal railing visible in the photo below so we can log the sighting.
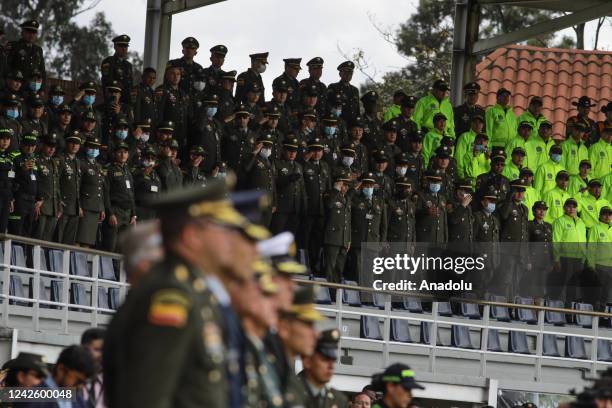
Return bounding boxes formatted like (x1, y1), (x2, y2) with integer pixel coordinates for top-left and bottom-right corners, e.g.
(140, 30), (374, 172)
(0, 234), (128, 334)
(295, 278), (612, 381)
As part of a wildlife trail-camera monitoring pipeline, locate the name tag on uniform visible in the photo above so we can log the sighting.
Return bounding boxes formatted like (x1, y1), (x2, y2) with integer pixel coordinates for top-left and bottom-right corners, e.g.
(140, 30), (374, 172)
(8, 171), (15, 179)
(150, 185), (158, 192)
(30, 174), (36, 181)
(125, 180), (131, 189)
(365, 213), (373, 220)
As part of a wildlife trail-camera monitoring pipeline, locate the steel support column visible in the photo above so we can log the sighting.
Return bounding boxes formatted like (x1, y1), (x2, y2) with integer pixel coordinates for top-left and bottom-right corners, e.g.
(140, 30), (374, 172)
(450, 0), (481, 106)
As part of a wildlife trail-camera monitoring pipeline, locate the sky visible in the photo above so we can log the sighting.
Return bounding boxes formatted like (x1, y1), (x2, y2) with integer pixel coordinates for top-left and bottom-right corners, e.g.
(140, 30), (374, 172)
(76, 0), (612, 99)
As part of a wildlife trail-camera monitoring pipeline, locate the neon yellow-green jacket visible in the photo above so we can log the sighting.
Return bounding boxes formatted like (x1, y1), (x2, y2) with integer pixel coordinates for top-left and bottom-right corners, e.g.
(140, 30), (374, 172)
(524, 185), (540, 221)
(524, 136), (555, 171)
(464, 151), (490, 183)
(504, 135), (528, 159)
(534, 159), (565, 195)
(502, 161), (522, 181)
(568, 175), (590, 197)
(422, 128), (444, 166)
(542, 186), (571, 224)
(577, 194), (611, 229)
(485, 104), (517, 147)
(587, 221), (612, 267)
(552, 214), (587, 261)
(517, 110), (548, 139)
(604, 172), (612, 203)
(561, 137), (588, 175)
(455, 129), (477, 179)
(383, 104), (401, 123)
(413, 92), (455, 137)
(588, 139), (612, 179)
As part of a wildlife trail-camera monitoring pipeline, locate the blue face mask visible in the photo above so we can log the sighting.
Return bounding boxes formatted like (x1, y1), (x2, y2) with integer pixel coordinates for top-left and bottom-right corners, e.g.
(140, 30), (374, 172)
(116, 129), (128, 140)
(551, 153), (562, 163)
(206, 107), (218, 118)
(332, 108), (342, 118)
(485, 202), (496, 213)
(6, 109), (19, 119)
(362, 187), (374, 199)
(51, 95), (64, 106)
(429, 183), (441, 193)
(86, 148), (100, 159)
(30, 81), (42, 92)
(324, 126), (336, 136)
(474, 144), (484, 152)
(83, 95), (96, 106)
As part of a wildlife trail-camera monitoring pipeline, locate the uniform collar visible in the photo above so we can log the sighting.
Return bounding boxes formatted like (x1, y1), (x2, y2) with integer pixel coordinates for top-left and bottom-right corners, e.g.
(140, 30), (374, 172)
(205, 275), (231, 306)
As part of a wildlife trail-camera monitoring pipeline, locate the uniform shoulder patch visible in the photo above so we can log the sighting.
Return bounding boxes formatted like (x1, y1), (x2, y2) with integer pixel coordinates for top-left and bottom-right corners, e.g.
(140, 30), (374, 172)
(148, 288), (191, 328)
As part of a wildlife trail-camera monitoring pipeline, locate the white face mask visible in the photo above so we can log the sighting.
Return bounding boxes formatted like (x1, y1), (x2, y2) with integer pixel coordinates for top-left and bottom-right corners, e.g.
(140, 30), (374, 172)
(257, 64), (267, 74)
(342, 156), (354, 167)
(140, 132), (150, 143)
(396, 166), (407, 176)
(193, 81), (205, 91)
(259, 148), (272, 159)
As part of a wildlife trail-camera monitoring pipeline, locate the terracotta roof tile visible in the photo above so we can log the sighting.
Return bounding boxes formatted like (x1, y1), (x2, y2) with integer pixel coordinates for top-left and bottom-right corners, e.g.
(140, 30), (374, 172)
(475, 44), (612, 138)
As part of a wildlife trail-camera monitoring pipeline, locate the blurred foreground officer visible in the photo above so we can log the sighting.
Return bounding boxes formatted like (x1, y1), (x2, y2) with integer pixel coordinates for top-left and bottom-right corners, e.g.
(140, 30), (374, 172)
(118, 220), (163, 286)
(370, 363), (424, 408)
(300, 329), (349, 408)
(104, 178), (264, 408)
(1, 352), (48, 388)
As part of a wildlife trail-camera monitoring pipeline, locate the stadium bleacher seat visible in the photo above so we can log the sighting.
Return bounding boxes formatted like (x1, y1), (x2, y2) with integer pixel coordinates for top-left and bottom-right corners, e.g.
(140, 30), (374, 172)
(483, 329), (502, 352)
(9, 275), (28, 306)
(11, 245), (26, 268)
(598, 339), (612, 362)
(508, 331), (531, 354)
(372, 292), (387, 309)
(99, 256), (117, 281)
(342, 280), (361, 307)
(360, 315), (383, 340)
(401, 297), (423, 313)
(50, 280), (63, 308)
(312, 277), (332, 304)
(48, 249), (64, 273)
(600, 305), (612, 328)
(70, 252), (89, 277)
(515, 297), (538, 324)
(460, 301), (481, 319)
(565, 336), (588, 359)
(69, 282), (88, 310)
(489, 295), (511, 322)
(437, 301), (453, 317)
(572, 303), (594, 328)
(108, 288), (120, 310)
(28, 277), (51, 309)
(390, 319), (413, 343)
(543, 334), (562, 357)
(451, 325), (474, 349)
(98, 287), (110, 309)
(545, 299), (566, 326)
(420, 322), (447, 346)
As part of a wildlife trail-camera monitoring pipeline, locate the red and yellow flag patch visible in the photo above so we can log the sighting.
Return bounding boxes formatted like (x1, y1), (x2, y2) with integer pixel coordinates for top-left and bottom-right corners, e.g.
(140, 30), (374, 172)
(148, 289), (191, 328)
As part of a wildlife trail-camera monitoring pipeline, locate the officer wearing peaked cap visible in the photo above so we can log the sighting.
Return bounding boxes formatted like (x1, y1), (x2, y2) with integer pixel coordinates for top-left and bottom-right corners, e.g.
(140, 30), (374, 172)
(56, 131), (83, 245)
(243, 133), (277, 227)
(1, 94), (23, 150)
(395, 95), (419, 152)
(566, 96), (598, 145)
(447, 179), (475, 242)
(327, 61), (360, 123)
(191, 93), (223, 174)
(370, 363), (424, 408)
(21, 94), (48, 145)
(360, 90), (384, 152)
(76, 136), (105, 247)
(222, 104), (257, 172)
(415, 171), (448, 243)
(201, 44), (228, 93)
(273, 58), (302, 111)
(8, 133), (38, 237)
(299, 329), (349, 408)
(167, 37), (204, 93)
(236, 52), (269, 107)
(34, 133), (61, 241)
(101, 34), (133, 104)
(321, 169), (351, 283)
(8, 20), (46, 86)
(387, 176), (416, 248)
(453, 81), (485, 137)
(217, 70), (237, 121)
(300, 57), (327, 113)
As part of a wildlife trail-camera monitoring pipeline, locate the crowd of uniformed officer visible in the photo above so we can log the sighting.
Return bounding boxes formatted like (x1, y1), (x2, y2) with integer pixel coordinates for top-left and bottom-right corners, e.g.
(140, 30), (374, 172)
(0, 20), (612, 300)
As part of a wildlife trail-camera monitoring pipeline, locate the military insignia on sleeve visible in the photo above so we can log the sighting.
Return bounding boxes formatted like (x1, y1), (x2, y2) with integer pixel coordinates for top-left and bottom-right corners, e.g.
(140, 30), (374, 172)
(430, 103), (436, 109)
(148, 289), (191, 328)
(555, 199), (560, 206)
(547, 173), (552, 180)
(280, 167), (289, 175)
(536, 146), (542, 152)
(587, 205), (594, 211)
(335, 201), (342, 208)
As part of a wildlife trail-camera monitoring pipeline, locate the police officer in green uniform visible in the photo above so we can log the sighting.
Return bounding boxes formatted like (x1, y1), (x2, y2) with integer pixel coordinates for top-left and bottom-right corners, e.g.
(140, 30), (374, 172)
(447, 179), (474, 242)
(301, 137), (332, 272)
(361, 90), (383, 152)
(9, 133), (37, 236)
(370, 363), (425, 408)
(167, 37), (204, 93)
(387, 176), (416, 246)
(0, 129), (15, 233)
(202, 44), (228, 93)
(404, 133), (425, 189)
(472, 186), (501, 291)
(133, 146), (161, 221)
(71, 82), (102, 139)
(132, 67), (157, 125)
(377, 120), (401, 176)
(7, 20), (45, 86)
(57, 131), (82, 245)
(415, 172), (447, 243)
(156, 62), (190, 149)
(476, 153), (511, 202)
(328, 61), (360, 123)
(191, 93), (223, 173)
(222, 103), (257, 172)
(34, 133), (60, 241)
(1, 94), (23, 150)
(299, 57), (327, 113)
(217, 70), (237, 122)
(320, 114), (341, 167)
(527, 200), (553, 296)
(453, 82), (485, 137)
(243, 134), (277, 227)
(300, 328), (349, 408)
(156, 139), (183, 191)
(76, 136), (105, 247)
(322, 170), (351, 282)
(181, 145), (208, 187)
(103, 178), (268, 408)
(236, 52), (269, 106)
(101, 35), (133, 104)
(347, 116), (369, 175)
(102, 141), (136, 252)
(371, 151), (395, 201)
(273, 58), (302, 111)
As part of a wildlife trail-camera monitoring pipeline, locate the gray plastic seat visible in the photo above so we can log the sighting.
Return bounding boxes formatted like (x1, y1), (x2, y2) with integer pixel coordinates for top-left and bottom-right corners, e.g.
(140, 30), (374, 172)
(566, 336), (587, 359)
(451, 325), (474, 349)
(508, 331), (531, 354)
(573, 303), (594, 328)
(11, 245), (26, 268)
(99, 256), (117, 281)
(391, 319), (413, 343)
(108, 288), (120, 310)
(50, 280), (63, 308)
(601, 305), (612, 328)
(313, 277), (332, 304)
(28, 277), (50, 309)
(97, 287), (110, 309)
(360, 315), (383, 340)
(401, 297), (423, 313)
(460, 302), (481, 319)
(545, 299), (566, 326)
(489, 295), (511, 322)
(598, 339), (612, 362)
(70, 252), (89, 277)
(543, 334), (561, 357)
(342, 280), (361, 307)
(420, 322), (446, 346)
(70, 282), (88, 306)
(515, 297), (538, 324)
(484, 329), (502, 352)
(372, 293), (387, 309)
(9, 275), (28, 306)
(437, 301), (453, 317)
(48, 249), (64, 273)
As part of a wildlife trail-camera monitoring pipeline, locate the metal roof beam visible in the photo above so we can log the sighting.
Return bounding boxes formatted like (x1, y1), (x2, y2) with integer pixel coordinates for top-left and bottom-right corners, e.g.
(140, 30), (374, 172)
(476, 0), (604, 11)
(162, 0), (227, 15)
(472, 1), (612, 55)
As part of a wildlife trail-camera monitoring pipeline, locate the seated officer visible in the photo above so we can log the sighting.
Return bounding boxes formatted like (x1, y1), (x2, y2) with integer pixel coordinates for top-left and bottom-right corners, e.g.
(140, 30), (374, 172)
(299, 329), (348, 407)
(370, 363), (425, 408)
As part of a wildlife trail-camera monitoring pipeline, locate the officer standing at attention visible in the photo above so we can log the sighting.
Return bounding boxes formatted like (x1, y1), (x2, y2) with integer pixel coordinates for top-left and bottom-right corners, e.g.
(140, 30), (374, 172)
(0, 129), (15, 233)
(273, 58), (302, 111)
(370, 363), (425, 408)
(101, 35), (133, 104)
(133, 146), (162, 221)
(415, 172), (448, 243)
(157, 139), (183, 191)
(299, 57), (327, 113)
(322, 170), (351, 283)
(387, 176), (416, 246)
(453, 82), (485, 137)
(243, 134), (277, 227)
(327, 61), (360, 123)
(9, 133), (38, 237)
(7, 20), (45, 85)
(202, 45), (228, 93)
(167, 37), (204, 93)
(447, 179), (474, 242)
(156, 62), (190, 149)
(76, 136), (105, 248)
(236, 52), (269, 106)
(102, 142), (136, 252)
(34, 134), (60, 241)
(299, 329), (349, 408)
(413, 79), (455, 137)
(132, 67), (157, 126)
(527, 200), (553, 295)
(360, 90), (384, 152)
(57, 131), (82, 245)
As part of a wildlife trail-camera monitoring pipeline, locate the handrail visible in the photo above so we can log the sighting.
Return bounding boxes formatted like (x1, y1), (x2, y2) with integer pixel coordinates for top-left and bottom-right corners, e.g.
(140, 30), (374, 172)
(0, 234), (122, 259)
(294, 278), (612, 318)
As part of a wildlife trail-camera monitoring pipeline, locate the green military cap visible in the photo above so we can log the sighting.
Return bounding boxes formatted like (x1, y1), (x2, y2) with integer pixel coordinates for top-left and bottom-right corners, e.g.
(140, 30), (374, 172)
(202, 94), (219, 105)
(7, 71), (24, 81)
(115, 117), (129, 128)
(193, 67), (206, 80)
(349, 116), (365, 128)
(300, 109), (317, 119)
(601, 102), (612, 114)
(28, 95), (44, 107)
(360, 90), (378, 104)
(382, 119), (398, 132)
(519, 167), (534, 177)
(539, 120), (553, 129)
(588, 179), (603, 187)
(395, 176), (412, 188)
(600, 206), (612, 216)
(395, 152), (410, 165)
(2, 352), (48, 377)
(491, 150), (506, 162)
(573, 96), (595, 108)
(433, 79), (449, 91)
(471, 113), (485, 122)
(22, 134), (38, 145)
(424, 170), (442, 181)
(307, 137), (325, 150)
(0, 128), (12, 139)
(321, 115), (338, 124)
(158, 121), (174, 131)
(512, 146), (526, 156)
(518, 120), (533, 129)
(378, 363), (425, 390)
(564, 198), (578, 208)
(303, 84), (319, 97)
(337, 60), (355, 71)
(574, 121), (588, 131)
(341, 142), (357, 156)
(530, 96), (543, 106)
(181, 36), (199, 48)
(361, 172), (377, 184)
(83, 111), (97, 122)
(483, 185), (499, 200)
(65, 131), (82, 144)
(246, 82), (261, 93)
(434, 146), (451, 159)
(334, 168), (351, 183)
(532, 200), (548, 211)
(4, 94), (21, 106)
(169, 139), (180, 150)
(189, 145), (206, 156)
(401, 95), (418, 108)
(456, 179), (473, 191)
(106, 80), (123, 92)
(306, 57), (324, 67)
(441, 136), (455, 147)
(265, 104), (281, 117)
(315, 329), (341, 359)
(210, 44), (228, 56)
(284, 286), (323, 322)
(374, 151), (389, 163)
(510, 179), (526, 192)
(283, 137), (299, 150)
(256, 133), (274, 145)
(272, 78), (289, 92)
(79, 81), (97, 92)
(85, 136), (101, 147)
(497, 87), (511, 96)
(221, 70), (237, 82)
(234, 103), (250, 116)
(579, 159), (592, 168)
(112, 34), (130, 45)
(283, 58), (302, 69)
(549, 145), (562, 154)
(49, 85), (65, 95)
(142, 146), (157, 157)
(249, 52), (269, 62)
(136, 118), (152, 128)
(114, 141), (130, 151)
(42, 133), (58, 146)
(433, 112), (447, 122)
(463, 81), (481, 93)
(20, 19), (40, 31)
(555, 170), (570, 180)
